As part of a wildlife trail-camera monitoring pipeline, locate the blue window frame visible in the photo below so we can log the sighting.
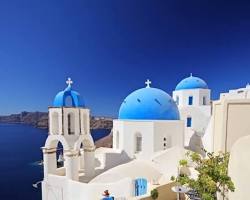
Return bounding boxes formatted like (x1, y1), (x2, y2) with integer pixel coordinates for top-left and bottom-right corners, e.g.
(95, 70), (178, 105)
(188, 96), (193, 105)
(187, 117), (192, 127)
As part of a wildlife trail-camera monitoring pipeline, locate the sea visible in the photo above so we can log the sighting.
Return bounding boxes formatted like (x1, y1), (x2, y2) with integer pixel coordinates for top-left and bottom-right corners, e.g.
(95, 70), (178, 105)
(0, 123), (110, 200)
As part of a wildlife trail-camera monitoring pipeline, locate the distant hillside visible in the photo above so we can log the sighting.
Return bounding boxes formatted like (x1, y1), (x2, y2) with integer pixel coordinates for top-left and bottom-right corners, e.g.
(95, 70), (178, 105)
(0, 111), (113, 130)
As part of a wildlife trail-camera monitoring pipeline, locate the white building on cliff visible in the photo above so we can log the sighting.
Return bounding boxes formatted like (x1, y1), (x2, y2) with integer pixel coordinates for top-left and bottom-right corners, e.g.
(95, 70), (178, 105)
(42, 75), (250, 200)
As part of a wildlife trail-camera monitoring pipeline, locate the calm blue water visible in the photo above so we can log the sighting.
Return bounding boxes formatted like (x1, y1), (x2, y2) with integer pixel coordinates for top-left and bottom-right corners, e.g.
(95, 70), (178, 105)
(0, 123), (110, 200)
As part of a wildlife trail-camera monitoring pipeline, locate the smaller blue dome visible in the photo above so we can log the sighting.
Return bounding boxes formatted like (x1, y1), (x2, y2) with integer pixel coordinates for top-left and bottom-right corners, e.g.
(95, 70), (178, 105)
(175, 74), (208, 91)
(119, 81), (180, 120)
(53, 78), (85, 107)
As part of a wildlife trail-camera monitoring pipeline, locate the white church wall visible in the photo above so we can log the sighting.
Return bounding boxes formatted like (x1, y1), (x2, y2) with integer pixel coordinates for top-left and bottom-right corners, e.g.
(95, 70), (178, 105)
(173, 89), (210, 107)
(113, 120), (154, 159)
(173, 88), (211, 148)
(179, 106), (211, 146)
(112, 120), (124, 150)
(153, 121), (184, 152)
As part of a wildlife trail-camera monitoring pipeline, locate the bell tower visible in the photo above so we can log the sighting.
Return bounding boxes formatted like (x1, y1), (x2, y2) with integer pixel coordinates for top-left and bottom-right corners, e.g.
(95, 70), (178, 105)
(41, 78), (95, 200)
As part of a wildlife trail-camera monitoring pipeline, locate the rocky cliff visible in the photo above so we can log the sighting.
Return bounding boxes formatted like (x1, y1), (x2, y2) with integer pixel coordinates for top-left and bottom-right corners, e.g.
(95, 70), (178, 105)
(0, 112), (113, 130)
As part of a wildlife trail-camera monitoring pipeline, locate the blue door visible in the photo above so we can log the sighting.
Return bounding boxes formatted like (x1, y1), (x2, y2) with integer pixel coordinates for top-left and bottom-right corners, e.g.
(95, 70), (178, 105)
(135, 178), (147, 196)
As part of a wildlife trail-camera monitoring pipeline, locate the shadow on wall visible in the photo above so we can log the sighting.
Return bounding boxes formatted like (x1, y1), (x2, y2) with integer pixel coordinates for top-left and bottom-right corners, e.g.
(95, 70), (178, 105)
(95, 151), (132, 175)
(104, 151), (131, 169)
(187, 132), (205, 157)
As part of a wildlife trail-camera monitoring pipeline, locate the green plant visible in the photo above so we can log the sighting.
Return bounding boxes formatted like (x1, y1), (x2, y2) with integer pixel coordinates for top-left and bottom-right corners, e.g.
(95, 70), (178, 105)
(179, 159), (188, 167)
(150, 188), (159, 200)
(171, 150), (235, 200)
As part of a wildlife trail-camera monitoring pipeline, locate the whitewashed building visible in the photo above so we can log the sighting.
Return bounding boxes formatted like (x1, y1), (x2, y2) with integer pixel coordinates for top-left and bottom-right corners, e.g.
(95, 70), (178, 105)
(173, 74), (212, 152)
(41, 76), (250, 200)
(41, 78), (187, 200)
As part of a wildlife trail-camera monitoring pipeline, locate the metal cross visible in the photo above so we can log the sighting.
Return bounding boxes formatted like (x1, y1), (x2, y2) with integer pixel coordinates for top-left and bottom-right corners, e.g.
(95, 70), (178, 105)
(145, 79), (152, 88)
(66, 77), (73, 87)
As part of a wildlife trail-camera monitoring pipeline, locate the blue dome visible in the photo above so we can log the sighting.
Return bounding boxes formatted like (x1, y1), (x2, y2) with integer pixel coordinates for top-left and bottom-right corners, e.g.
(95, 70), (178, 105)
(53, 78), (85, 107)
(118, 86), (180, 120)
(175, 75), (208, 91)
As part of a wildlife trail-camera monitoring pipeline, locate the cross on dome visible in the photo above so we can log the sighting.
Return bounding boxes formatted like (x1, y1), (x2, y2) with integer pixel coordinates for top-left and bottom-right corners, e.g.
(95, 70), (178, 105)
(145, 79), (152, 88)
(190, 73), (193, 77)
(66, 77), (73, 87)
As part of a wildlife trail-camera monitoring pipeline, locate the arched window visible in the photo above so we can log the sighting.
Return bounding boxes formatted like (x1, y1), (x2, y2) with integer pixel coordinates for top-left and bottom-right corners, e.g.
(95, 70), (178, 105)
(135, 133), (142, 153)
(203, 96), (206, 105)
(52, 112), (59, 134)
(67, 113), (75, 135)
(116, 131), (120, 149)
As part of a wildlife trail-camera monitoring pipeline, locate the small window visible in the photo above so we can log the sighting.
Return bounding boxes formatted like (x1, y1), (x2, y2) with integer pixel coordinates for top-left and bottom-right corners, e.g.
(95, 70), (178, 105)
(203, 96), (206, 105)
(67, 113), (74, 135)
(187, 117), (192, 127)
(176, 96), (179, 105)
(135, 134), (142, 153)
(163, 137), (166, 141)
(188, 96), (193, 105)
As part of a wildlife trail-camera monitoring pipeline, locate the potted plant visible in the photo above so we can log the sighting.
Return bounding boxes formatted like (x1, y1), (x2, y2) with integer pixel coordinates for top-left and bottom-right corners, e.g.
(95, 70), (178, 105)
(150, 188), (159, 200)
(171, 150), (235, 200)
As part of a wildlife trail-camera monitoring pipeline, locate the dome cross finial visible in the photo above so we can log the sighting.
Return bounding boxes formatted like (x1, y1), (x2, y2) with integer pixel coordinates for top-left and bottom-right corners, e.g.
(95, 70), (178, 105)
(190, 73), (193, 77)
(66, 77), (73, 87)
(145, 79), (152, 88)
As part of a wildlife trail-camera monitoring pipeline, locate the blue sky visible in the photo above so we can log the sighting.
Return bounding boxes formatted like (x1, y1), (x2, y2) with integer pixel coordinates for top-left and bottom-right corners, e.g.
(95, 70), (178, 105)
(0, 0), (250, 116)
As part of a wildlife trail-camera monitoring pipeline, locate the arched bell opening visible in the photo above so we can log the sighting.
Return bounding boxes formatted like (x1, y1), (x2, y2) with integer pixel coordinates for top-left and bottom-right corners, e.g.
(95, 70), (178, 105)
(43, 136), (70, 177)
(56, 142), (64, 168)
